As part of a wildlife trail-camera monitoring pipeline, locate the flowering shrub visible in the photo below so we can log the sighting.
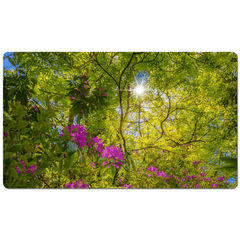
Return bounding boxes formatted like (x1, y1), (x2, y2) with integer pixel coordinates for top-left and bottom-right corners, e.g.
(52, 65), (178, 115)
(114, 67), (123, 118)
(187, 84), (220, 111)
(101, 145), (125, 169)
(60, 125), (88, 149)
(65, 180), (89, 188)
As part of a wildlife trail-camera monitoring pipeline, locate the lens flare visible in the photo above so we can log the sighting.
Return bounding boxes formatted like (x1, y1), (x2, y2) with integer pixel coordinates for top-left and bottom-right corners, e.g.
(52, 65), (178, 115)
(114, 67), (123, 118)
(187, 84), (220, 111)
(135, 86), (144, 95)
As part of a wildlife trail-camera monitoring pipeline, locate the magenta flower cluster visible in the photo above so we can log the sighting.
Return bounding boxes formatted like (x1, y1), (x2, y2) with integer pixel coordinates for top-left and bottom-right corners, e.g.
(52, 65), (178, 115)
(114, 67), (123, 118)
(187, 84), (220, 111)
(88, 136), (104, 154)
(147, 166), (170, 179)
(16, 161), (37, 176)
(101, 145), (125, 169)
(193, 160), (201, 166)
(3, 131), (9, 138)
(60, 125), (88, 149)
(65, 180), (89, 188)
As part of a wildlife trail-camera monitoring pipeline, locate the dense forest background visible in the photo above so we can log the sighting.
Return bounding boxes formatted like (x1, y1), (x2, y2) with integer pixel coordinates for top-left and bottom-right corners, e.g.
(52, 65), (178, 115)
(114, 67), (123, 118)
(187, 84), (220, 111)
(3, 52), (237, 188)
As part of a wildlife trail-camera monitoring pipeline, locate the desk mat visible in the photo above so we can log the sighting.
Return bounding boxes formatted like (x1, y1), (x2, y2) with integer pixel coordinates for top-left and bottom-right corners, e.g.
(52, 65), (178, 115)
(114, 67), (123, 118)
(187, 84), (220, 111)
(3, 52), (237, 189)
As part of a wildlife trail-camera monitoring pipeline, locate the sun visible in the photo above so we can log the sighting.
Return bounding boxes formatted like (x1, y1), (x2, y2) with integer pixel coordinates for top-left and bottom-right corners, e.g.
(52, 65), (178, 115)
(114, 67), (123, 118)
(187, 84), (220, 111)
(134, 85), (144, 95)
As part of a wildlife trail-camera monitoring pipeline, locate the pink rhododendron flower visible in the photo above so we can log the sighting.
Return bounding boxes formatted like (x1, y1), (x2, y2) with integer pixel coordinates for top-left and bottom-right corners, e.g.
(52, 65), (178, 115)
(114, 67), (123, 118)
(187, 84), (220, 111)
(84, 85), (87, 89)
(101, 145), (125, 169)
(211, 183), (218, 188)
(92, 163), (96, 167)
(16, 161), (26, 174)
(195, 184), (201, 188)
(200, 172), (205, 177)
(147, 174), (152, 177)
(60, 124), (88, 150)
(123, 184), (132, 188)
(193, 161), (201, 166)
(89, 137), (104, 153)
(147, 166), (157, 173)
(71, 97), (75, 100)
(65, 180), (89, 188)
(3, 131), (9, 138)
(183, 184), (187, 188)
(26, 166), (37, 175)
(102, 161), (109, 167)
(102, 93), (107, 96)
(217, 176), (224, 181)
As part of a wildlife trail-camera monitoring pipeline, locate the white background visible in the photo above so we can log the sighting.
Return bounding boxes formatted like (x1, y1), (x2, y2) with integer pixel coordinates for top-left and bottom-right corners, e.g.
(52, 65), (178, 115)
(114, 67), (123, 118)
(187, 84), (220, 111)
(0, 1), (239, 240)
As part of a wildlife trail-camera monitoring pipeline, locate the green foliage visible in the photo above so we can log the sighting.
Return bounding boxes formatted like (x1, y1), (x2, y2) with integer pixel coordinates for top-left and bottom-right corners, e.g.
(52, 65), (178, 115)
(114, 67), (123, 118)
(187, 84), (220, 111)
(3, 52), (237, 188)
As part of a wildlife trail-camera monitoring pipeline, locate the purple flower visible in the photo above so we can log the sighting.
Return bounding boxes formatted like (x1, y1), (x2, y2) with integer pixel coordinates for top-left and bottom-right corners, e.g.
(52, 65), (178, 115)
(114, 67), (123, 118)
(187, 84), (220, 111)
(82, 75), (86, 79)
(207, 178), (212, 182)
(36, 145), (39, 148)
(135, 150), (139, 154)
(120, 179), (125, 182)
(102, 93), (107, 96)
(71, 97), (75, 100)
(75, 180), (89, 188)
(147, 174), (152, 177)
(200, 167), (204, 170)
(195, 184), (201, 188)
(217, 176), (224, 181)
(147, 166), (157, 173)
(163, 131), (165, 134)
(102, 161), (109, 167)
(88, 137), (104, 153)
(60, 125), (88, 150)
(123, 184), (132, 188)
(66, 180), (89, 189)
(26, 165), (37, 175)
(92, 163), (96, 167)
(91, 103), (94, 105)
(65, 182), (76, 188)
(84, 85), (87, 89)
(200, 172), (205, 177)
(111, 163), (121, 169)
(16, 161), (26, 174)
(16, 167), (21, 174)
(156, 171), (168, 178)
(193, 161), (201, 166)
(100, 88), (104, 91)
(183, 170), (188, 174)
(3, 131), (9, 138)
(162, 150), (165, 153)
(183, 184), (188, 188)
(182, 178), (186, 181)
(211, 183), (218, 188)
(102, 145), (125, 169)
(186, 175), (191, 180)
(34, 106), (38, 111)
